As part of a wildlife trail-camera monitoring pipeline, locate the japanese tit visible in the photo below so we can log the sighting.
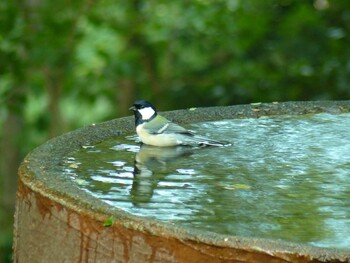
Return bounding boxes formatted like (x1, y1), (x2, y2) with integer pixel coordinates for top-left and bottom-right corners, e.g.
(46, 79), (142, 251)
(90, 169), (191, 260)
(129, 100), (228, 147)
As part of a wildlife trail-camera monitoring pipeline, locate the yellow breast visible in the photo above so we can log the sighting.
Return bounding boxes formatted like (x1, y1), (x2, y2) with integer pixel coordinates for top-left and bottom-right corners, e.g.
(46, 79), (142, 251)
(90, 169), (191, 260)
(136, 125), (180, 147)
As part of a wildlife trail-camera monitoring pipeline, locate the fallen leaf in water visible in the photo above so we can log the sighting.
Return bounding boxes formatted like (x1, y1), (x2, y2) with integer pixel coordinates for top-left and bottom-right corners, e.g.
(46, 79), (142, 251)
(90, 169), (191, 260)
(223, 184), (251, 190)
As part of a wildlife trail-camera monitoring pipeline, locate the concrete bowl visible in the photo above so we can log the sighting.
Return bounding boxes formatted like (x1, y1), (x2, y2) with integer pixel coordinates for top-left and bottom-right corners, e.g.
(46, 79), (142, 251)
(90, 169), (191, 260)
(13, 101), (350, 262)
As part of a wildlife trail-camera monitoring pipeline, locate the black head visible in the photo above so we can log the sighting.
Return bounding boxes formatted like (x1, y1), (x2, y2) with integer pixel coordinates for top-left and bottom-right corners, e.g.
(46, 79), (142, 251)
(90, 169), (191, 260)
(131, 100), (156, 111)
(130, 100), (157, 126)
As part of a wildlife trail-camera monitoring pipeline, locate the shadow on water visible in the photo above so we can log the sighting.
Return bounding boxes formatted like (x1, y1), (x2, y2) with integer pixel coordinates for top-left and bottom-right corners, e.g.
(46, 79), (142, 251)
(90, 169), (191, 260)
(130, 145), (194, 205)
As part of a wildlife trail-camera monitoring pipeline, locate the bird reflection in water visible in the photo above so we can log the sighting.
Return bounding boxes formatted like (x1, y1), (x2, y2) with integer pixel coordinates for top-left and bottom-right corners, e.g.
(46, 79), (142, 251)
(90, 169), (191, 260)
(130, 144), (193, 206)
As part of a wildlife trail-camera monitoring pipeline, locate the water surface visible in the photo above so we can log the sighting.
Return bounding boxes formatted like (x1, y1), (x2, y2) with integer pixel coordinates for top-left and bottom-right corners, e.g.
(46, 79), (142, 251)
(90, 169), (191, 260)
(63, 113), (350, 249)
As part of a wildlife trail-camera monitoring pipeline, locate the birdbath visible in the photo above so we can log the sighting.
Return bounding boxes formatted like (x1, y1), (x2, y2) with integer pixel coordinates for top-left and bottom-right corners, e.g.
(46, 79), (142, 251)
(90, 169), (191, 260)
(13, 101), (350, 262)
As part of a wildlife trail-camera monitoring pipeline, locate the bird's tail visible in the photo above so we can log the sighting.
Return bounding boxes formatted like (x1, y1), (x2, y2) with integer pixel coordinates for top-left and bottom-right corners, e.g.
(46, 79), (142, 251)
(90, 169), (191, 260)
(185, 135), (231, 147)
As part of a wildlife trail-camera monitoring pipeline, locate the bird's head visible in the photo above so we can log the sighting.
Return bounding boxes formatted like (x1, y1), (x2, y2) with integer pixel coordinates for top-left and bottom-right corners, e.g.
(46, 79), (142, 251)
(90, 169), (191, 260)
(129, 100), (157, 125)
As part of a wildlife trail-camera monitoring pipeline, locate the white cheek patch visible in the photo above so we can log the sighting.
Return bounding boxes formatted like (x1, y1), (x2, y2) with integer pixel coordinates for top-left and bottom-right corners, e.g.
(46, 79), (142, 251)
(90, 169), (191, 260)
(139, 107), (156, 120)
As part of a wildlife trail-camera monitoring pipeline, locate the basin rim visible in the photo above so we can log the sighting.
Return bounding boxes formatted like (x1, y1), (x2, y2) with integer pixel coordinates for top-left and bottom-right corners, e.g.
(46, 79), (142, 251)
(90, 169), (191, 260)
(19, 100), (350, 262)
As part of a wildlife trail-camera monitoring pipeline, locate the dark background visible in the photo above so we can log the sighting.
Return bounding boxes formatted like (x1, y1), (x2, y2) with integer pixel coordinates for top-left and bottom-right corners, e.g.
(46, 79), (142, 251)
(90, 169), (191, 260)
(1, 0), (349, 261)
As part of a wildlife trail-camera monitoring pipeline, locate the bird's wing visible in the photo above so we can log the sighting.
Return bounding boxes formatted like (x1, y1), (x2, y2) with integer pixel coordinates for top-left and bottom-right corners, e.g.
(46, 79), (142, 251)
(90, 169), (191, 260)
(142, 115), (229, 147)
(143, 115), (192, 135)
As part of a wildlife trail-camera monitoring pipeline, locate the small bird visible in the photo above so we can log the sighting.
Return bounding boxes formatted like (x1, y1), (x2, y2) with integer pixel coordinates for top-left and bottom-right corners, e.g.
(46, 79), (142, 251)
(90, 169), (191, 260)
(129, 100), (228, 147)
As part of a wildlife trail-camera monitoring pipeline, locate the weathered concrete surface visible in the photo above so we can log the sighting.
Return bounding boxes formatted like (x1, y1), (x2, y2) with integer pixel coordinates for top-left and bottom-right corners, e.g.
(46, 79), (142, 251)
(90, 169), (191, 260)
(15, 180), (297, 263)
(13, 101), (350, 262)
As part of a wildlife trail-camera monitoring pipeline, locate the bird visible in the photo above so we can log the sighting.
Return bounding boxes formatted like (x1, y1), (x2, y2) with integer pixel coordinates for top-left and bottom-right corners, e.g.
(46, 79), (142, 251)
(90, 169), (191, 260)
(129, 100), (229, 147)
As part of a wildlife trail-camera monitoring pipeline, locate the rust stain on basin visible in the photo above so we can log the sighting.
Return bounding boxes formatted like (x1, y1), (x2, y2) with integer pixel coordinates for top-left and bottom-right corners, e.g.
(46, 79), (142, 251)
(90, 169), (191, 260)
(13, 101), (350, 262)
(15, 181), (289, 263)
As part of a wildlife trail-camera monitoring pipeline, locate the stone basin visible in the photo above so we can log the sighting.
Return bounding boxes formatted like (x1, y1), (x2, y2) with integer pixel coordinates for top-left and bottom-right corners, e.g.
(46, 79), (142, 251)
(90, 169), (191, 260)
(13, 101), (350, 263)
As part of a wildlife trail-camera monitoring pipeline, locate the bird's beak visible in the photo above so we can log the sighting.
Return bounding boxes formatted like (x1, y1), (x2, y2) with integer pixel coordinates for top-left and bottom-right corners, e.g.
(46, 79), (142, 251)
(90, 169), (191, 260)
(129, 105), (136, 111)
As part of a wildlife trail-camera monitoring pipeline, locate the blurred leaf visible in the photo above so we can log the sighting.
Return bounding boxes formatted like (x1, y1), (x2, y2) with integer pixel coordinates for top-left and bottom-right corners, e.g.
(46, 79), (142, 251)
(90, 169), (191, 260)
(103, 216), (115, 227)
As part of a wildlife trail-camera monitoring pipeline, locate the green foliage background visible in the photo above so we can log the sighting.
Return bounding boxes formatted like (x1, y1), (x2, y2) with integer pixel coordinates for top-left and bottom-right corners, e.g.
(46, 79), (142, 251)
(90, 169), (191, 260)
(1, 0), (349, 260)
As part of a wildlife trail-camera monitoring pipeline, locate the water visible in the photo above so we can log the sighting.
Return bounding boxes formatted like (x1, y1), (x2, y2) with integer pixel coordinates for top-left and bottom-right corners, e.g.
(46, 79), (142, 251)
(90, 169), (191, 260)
(63, 113), (350, 249)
